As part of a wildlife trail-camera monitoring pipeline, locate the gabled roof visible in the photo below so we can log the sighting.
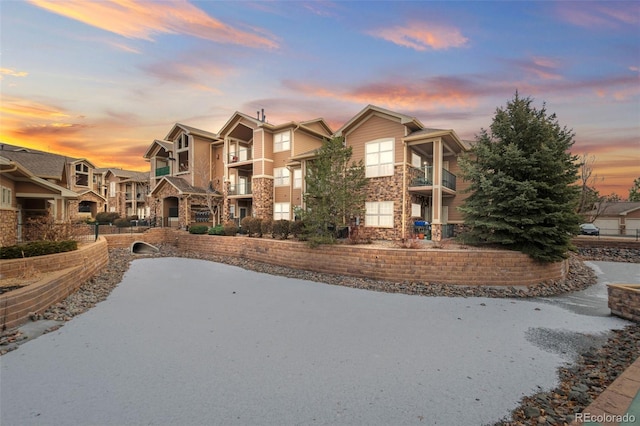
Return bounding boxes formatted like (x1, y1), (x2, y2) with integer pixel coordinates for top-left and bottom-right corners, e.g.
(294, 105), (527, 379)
(164, 123), (218, 141)
(334, 104), (424, 137)
(0, 143), (71, 180)
(299, 118), (333, 136)
(218, 112), (264, 136)
(403, 128), (470, 152)
(1, 156), (77, 198)
(104, 168), (148, 181)
(143, 139), (174, 159)
(588, 202), (640, 216)
(76, 189), (107, 202)
(149, 176), (207, 197)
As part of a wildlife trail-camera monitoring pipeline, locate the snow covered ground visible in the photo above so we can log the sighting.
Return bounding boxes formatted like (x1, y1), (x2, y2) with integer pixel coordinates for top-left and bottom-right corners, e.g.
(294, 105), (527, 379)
(1, 259), (636, 426)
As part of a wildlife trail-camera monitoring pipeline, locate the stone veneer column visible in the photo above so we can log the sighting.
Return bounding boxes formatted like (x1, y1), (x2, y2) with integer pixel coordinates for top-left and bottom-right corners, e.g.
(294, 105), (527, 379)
(252, 177), (274, 220)
(222, 180), (230, 223)
(0, 210), (18, 246)
(363, 165), (405, 240)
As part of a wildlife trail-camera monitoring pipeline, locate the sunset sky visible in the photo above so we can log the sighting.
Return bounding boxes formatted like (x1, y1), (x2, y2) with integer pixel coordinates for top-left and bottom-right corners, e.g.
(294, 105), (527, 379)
(1, 0), (638, 197)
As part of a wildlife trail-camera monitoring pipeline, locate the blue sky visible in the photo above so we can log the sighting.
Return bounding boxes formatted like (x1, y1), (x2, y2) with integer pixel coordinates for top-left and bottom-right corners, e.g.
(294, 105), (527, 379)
(1, 0), (638, 195)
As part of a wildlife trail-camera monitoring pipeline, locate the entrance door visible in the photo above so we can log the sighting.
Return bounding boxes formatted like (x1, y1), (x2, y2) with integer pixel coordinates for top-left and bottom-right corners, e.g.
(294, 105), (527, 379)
(239, 207), (247, 221)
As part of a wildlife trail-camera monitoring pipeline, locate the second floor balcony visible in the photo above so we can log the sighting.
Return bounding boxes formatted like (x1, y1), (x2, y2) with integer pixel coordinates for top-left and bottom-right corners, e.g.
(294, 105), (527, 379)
(228, 148), (252, 164)
(155, 166), (170, 177)
(228, 182), (252, 196)
(409, 166), (456, 192)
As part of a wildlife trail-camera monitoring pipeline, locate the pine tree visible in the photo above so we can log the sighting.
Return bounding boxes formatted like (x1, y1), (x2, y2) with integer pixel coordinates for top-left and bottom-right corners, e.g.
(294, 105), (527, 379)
(302, 136), (366, 245)
(458, 92), (581, 262)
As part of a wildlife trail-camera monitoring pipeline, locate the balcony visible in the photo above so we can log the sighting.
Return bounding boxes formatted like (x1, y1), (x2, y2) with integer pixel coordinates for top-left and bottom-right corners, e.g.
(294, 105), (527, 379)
(409, 166), (456, 191)
(125, 193), (145, 201)
(155, 166), (170, 177)
(228, 148), (252, 164)
(228, 182), (252, 196)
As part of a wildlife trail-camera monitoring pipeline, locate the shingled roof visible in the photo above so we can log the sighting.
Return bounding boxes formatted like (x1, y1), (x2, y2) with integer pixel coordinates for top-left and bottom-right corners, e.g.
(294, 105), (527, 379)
(0, 143), (73, 180)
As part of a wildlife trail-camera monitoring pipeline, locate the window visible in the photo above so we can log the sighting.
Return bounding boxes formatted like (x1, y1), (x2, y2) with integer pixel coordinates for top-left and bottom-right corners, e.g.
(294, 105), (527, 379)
(411, 203), (421, 218)
(178, 133), (190, 150)
(1, 186), (12, 208)
(293, 169), (302, 189)
(274, 167), (290, 186)
(411, 152), (422, 169)
(365, 201), (394, 228)
(109, 182), (116, 197)
(75, 163), (89, 186)
(274, 131), (290, 152)
(365, 139), (394, 178)
(229, 204), (236, 218)
(274, 202), (290, 220)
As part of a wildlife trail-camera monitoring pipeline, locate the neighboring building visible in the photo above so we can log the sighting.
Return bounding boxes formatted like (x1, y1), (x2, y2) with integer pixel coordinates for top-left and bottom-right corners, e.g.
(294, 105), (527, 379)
(103, 168), (150, 219)
(584, 202), (640, 236)
(143, 105), (471, 240)
(0, 143), (105, 223)
(0, 155), (77, 246)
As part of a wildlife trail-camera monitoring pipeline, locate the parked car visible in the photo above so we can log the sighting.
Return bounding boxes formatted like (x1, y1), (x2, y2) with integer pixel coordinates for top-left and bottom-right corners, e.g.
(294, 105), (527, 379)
(580, 223), (600, 236)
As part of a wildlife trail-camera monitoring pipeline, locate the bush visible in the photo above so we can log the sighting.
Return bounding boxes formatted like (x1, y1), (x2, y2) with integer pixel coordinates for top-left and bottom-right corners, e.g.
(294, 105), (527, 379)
(0, 240), (78, 259)
(241, 217), (256, 236)
(290, 220), (305, 239)
(208, 224), (224, 235)
(261, 219), (273, 237)
(113, 218), (131, 227)
(253, 218), (263, 237)
(189, 225), (208, 234)
(272, 220), (290, 239)
(95, 212), (120, 224)
(223, 221), (238, 236)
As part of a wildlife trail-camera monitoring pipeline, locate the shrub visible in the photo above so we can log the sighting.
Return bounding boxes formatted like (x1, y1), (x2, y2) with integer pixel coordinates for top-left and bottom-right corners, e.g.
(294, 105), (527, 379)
(261, 219), (273, 237)
(22, 216), (75, 242)
(95, 212), (120, 224)
(0, 240), (78, 259)
(223, 221), (238, 236)
(240, 217), (256, 237)
(290, 220), (305, 239)
(272, 219), (290, 240)
(189, 225), (208, 234)
(208, 224), (224, 235)
(114, 218), (131, 227)
(253, 218), (263, 237)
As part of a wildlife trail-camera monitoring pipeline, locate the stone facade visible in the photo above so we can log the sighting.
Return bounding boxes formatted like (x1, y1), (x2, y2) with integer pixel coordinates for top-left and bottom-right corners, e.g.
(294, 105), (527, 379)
(362, 165), (408, 241)
(252, 177), (274, 220)
(608, 284), (640, 322)
(68, 192), (106, 222)
(0, 209), (18, 247)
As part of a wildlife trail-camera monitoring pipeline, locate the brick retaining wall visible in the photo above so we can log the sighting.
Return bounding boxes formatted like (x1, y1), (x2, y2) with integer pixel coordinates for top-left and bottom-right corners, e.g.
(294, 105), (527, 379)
(0, 238), (109, 330)
(608, 284), (640, 322)
(102, 228), (176, 249)
(175, 233), (567, 286)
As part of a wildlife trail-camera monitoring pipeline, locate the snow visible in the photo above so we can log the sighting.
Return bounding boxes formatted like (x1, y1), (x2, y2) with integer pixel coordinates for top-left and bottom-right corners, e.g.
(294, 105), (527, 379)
(1, 259), (635, 426)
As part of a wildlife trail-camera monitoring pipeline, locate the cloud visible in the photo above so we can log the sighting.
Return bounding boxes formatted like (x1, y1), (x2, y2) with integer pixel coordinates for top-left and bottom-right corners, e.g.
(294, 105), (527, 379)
(29, 0), (279, 49)
(367, 21), (468, 51)
(0, 68), (29, 79)
(508, 56), (564, 81)
(0, 97), (70, 120)
(555, 2), (640, 29)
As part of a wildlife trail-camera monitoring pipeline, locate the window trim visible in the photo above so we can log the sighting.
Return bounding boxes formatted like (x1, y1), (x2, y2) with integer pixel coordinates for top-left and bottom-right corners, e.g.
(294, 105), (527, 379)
(274, 167), (290, 187)
(274, 131), (291, 153)
(274, 202), (290, 220)
(365, 138), (394, 178)
(293, 169), (302, 189)
(365, 201), (394, 228)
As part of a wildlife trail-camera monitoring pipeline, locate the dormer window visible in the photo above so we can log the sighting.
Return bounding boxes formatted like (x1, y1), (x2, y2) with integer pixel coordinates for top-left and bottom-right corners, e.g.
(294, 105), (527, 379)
(75, 163), (89, 187)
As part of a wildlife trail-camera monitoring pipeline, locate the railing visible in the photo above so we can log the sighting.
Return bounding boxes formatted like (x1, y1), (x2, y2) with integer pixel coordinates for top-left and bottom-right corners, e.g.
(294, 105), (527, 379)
(125, 193), (145, 201)
(155, 166), (170, 177)
(228, 148), (252, 163)
(228, 182), (252, 196)
(409, 166), (456, 191)
(442, 169), (457, 191)
(410, 166), (433, 186)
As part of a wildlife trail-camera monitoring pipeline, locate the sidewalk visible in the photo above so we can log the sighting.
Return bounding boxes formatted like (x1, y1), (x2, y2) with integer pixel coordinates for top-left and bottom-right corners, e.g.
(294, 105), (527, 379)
(571, 356), (640, 426)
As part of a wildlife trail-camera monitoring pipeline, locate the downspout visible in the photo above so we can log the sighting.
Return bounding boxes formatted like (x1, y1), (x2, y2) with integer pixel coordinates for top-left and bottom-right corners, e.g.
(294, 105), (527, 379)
(402, 141), (407, 240)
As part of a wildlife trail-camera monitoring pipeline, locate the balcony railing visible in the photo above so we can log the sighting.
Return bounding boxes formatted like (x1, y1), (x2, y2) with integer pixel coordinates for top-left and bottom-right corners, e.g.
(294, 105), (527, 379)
(228, 182), (252, 196)
(125, 193), (145, 201)
(228, 148), (252, 163)
(155, 166), (170, 177)
(409, 166), (456, 191)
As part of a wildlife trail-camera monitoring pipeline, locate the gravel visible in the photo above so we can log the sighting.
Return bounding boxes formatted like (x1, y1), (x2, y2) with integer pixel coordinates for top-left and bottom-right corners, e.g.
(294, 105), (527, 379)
(1, 244), (638, 426)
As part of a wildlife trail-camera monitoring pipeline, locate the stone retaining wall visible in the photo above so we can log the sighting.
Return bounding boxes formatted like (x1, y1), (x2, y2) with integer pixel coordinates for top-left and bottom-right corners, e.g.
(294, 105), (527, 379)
(101, 228), (176, 249)
(0, 238), (109, 330)
(608, 284), (640, 322)
(175, 233), (567, 286)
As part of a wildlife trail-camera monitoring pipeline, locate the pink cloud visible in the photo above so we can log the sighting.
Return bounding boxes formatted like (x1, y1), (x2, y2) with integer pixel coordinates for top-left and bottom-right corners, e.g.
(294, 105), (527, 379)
(555, 2), (640, 28)
(367, 21), (468, 51)
(29, 0), (279, 49)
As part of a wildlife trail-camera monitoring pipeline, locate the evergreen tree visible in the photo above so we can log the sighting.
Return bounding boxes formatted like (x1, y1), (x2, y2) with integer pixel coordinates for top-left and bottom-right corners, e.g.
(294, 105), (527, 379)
(629, 177), (640, 202)
(458, 92), (581, 262)
(302, 136), (366, 245)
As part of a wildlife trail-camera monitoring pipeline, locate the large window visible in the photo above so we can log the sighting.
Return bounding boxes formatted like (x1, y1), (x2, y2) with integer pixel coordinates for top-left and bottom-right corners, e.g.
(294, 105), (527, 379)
(178, 133), (190, 150)
(274, 167), (290, 186)
(75, 163), (89, 187)
(274, 202), (290, 220)
(365, 201), (394, 228)
(293, 169), (302, 189)
(109, 181), (116, 197)
(366, 139), (394, 178)
(274, 131), (290, 152)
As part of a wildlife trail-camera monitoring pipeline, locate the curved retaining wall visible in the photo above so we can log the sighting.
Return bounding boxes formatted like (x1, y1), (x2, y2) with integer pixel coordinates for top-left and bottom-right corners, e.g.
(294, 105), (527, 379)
(608, 284), (640, 322)
(175, 234), (567, 286)
(0, 238), (109, 330)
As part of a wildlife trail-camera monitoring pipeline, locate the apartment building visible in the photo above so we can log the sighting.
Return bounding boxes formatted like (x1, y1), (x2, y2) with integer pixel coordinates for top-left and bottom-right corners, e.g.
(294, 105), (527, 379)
(144, 105), (470, 240)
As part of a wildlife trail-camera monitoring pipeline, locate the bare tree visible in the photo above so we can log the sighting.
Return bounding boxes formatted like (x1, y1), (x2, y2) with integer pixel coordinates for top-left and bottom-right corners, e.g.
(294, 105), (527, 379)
(576, 153), (604, 213)
(194, 157), (223, 225)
